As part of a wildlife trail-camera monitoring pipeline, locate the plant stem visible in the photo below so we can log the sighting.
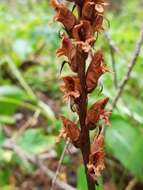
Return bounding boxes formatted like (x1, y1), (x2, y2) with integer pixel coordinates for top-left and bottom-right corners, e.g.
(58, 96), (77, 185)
(77, 51), (95, 190)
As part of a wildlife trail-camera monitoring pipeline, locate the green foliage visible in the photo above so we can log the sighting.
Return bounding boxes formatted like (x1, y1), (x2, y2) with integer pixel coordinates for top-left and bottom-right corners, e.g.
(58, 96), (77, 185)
(0, 85), (27, 116)
(77, 165), (103, 190)
(19, 128), (56, 154)
(0, 0), (143, 189)
(106, 114), (143, 182)
(77, 165), (88, 190)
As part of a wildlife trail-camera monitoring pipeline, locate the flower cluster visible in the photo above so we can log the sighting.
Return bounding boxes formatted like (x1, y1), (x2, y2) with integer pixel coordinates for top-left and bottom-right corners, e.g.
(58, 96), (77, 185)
(51, 0), (110, 184)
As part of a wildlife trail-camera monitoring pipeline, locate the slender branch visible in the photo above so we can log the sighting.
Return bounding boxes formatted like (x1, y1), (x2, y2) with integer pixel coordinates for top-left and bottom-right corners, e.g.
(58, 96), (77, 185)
(50, 139), (70, 190)
(15, 109), (40, 138)
(104, 31), (118, 88)
(111, 23), (143, 111)
(110, 44), (118, 88)
(104, 31), (120, 54)
(3, 139), (76, 190)
(125, 177), (138, 190)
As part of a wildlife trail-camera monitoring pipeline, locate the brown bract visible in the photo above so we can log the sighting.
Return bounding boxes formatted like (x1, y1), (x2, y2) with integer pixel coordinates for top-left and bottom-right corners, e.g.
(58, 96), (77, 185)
(82, 0), (107, 32)
(87, 133), (105, 180)
(50, 0), (77, 31)
(58, 116), (80, 147)
(86, 97), (109, 130)
(86, 51), (108, 93)
(72, 20), (93, 42)
(72, 20), (95, 52)
(60, 76), (81, 101)
(56, 35), (73, 58)
(56, 35), (78, 72)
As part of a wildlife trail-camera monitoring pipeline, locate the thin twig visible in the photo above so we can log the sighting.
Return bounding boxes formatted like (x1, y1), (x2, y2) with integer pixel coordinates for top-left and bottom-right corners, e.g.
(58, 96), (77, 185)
(3, 139), (76, 190)
(104, 31), (120, 54)
(15, 109), (40, 138)
(104, 31), (118, 88)
(111, 23), (143, 111)
(110, 44), (118, 88)
(50, 139), (70, 190)
(125, 177), (138, 190)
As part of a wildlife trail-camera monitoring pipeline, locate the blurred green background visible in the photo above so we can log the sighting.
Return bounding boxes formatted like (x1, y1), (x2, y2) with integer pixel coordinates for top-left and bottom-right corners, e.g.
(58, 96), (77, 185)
(0, 0), (143, 189)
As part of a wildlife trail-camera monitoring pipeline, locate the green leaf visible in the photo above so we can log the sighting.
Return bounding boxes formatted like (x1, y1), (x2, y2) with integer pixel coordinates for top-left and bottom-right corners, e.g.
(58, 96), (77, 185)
(77, 165), (88, 190)
(0, 85), (27, 115)
(0, 128), (5, 148)
(0, 167), (11, 186)
(77, 165), (102, 190)
(96, 178), (104, 190)
(18, 129), (56, 154)
(0, 115), (15, 125)
(105, 114), (143, 182)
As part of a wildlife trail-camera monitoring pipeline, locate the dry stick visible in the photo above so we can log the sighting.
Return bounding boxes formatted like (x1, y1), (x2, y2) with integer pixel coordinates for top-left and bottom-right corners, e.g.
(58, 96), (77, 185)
(104, 31), (118, 88)
(125, 177), (138, 190)
(111, 23), (143, 111)
(109, 44), (118, 88)
(3, 139), (76, 190)
(50, 139), (70, 190)
(104, 31), (120, 54)
(15, 109), (40, 138)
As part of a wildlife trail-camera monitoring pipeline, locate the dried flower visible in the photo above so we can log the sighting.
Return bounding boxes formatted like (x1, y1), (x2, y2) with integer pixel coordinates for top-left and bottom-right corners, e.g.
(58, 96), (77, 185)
(82, 0), (108, 32)
(58, 116), (80, 147)
(51, 0), (77, 31)
(86, 51), (109, 93)
(86, 97), (109, 130)
(51, 0), (110, 188)
(87, 132), (105, 180)
(60, 76), (81, 100)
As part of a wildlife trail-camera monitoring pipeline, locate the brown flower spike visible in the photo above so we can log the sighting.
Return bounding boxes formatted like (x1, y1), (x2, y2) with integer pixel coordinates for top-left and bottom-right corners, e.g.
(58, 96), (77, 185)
(51, 0), (110, 189)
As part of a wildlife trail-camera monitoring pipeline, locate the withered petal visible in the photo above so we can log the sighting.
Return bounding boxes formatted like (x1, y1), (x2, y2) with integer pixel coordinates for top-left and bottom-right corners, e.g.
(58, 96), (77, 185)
(60, 116), (81, 147)
(87, 133), (105, 179)
(61, 76), (81, 100)
(86, 97), (109, 129)
(86, 50), (107, 93)
(51, 0), (77, 31)
(72, 20), (93, 42)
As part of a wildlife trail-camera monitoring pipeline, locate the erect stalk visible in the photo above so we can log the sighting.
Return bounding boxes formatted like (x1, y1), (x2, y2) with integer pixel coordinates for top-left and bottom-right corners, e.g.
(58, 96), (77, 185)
(77, 51), (96, 190)
(50, 0), (109, 189)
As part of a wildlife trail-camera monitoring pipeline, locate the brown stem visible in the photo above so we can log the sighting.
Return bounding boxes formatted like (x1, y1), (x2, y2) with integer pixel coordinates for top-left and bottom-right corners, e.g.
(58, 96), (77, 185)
(77, 50), (95, 190)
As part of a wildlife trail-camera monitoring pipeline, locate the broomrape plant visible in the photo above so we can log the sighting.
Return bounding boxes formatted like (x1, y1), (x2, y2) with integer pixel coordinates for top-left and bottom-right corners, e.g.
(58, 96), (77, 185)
(50, 0), (110, 189)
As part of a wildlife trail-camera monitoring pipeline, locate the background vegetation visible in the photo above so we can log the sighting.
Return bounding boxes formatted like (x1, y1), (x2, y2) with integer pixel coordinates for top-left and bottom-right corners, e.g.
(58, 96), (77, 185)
(0, 0), (143, 189)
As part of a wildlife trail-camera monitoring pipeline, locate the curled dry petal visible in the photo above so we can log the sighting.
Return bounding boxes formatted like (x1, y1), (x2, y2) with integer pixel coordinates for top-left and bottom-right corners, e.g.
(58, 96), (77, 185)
(86, 97), (109, 130)
(82, 2), (96, 21)
(87, 133), (105, 179)
(50, 0), (77, 31)
(95, 4), (104, 13)
(56, 35), (78, 72)
(59, 116), (81, 147)
(56, 35), (73, 57)
(94, 14), (104, 32)
(72, 20), (94, 42)
(82, 0), (107, 32)
(86, 51), (108, 93)
(72, 20), (95, 52)
(60, 76), (81, 100)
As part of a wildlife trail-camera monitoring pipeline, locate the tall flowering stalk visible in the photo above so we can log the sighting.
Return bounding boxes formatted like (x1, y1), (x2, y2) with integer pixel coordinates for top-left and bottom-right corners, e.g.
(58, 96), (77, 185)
(50, 0), (110, 189)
